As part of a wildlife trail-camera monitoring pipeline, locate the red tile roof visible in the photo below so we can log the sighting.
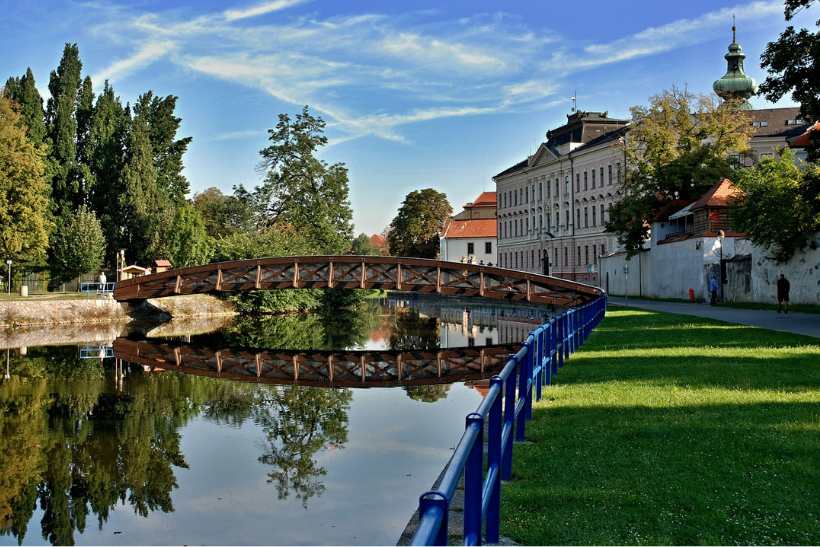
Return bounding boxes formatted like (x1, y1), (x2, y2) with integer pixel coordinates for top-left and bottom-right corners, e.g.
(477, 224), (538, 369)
(691, 178), (743, 210)
(154, 259), (172, 267)
(464, 191), (497, 208)
(370, 234), (387, 247)
(442, 218), (497, 239)
(789, 122), (819, 148)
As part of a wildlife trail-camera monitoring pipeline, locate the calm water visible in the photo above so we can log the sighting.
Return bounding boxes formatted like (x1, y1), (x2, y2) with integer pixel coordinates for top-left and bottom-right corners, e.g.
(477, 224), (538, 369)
(0, 296), (553, 546)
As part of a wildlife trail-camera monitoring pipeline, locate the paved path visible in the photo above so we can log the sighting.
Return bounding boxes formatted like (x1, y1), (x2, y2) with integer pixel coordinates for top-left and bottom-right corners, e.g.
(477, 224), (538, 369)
(606, 297), (820, 340)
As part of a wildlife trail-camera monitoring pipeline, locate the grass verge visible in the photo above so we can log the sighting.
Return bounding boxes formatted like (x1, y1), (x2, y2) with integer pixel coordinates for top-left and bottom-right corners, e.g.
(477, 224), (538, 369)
(500, 306), (820, 545)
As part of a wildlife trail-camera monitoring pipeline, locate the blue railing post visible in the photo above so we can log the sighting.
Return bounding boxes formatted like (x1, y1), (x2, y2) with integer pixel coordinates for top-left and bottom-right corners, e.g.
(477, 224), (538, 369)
(516, 342), (530, 441)
(485, 376), (503, 544)
(502, 354), (517, 479)
(463, 413), (484, 546)
(534, 329), (543, 403)
(414, 493), (449, 546)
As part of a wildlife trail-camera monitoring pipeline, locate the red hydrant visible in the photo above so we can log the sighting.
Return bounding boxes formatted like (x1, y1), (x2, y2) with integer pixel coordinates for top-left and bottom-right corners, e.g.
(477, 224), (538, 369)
(689, 288), (695, 300)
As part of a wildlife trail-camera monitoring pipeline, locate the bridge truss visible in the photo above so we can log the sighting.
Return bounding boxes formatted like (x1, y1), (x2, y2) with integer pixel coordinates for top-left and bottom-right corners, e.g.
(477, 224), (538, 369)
(113, 256), (603, 307)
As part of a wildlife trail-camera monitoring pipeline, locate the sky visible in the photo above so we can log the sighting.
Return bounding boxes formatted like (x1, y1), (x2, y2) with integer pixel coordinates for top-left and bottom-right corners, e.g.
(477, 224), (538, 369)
(1, 0), (816, 236)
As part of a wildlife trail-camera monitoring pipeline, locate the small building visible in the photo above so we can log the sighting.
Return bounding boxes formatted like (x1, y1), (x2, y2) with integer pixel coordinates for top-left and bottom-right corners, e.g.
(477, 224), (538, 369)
(154, 259), (173, 273)
(122, 265), (150, 280)
(440, 192), (497, 264)
(370, 234), (388, 255)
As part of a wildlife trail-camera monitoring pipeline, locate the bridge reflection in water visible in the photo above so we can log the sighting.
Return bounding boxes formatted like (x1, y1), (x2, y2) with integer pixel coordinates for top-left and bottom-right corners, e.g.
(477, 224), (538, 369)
(113, 339), (517, 388)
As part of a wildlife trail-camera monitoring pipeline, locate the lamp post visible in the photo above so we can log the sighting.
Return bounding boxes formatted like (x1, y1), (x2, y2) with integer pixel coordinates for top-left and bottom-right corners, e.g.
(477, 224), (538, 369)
(5, 260), (11, 296)
(117, 249), (125, 282)
(716, 230), (725, 303)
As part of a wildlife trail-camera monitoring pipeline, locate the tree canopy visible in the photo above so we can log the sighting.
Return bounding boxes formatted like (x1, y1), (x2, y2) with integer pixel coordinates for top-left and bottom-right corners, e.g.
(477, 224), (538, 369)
(387, 188), (452, 258)
(760, 0), (820, 161)
(730, 149), (820, 263)
(605, 88), (753, 256)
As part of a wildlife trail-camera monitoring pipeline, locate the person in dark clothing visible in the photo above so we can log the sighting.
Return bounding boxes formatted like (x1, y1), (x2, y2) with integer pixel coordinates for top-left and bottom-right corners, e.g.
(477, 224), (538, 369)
(709, 276), (719, 306)
(777, 274), (790, 313)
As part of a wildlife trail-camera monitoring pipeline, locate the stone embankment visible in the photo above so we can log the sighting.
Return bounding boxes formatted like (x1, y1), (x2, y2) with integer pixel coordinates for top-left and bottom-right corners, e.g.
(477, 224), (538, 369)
(0, 295), (236, 330)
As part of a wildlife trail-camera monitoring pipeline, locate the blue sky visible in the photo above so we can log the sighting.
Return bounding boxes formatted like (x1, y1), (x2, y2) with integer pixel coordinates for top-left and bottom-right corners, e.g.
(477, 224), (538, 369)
(1, 0), (814, 235)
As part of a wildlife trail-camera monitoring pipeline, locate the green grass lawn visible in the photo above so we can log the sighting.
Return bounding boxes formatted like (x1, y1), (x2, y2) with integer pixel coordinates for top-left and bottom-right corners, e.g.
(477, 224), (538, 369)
(500, 306), (820, 545)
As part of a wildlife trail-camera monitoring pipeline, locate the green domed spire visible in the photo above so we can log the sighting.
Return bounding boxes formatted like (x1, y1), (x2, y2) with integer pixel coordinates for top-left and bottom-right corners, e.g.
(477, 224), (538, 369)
(713, 24), (758, 110)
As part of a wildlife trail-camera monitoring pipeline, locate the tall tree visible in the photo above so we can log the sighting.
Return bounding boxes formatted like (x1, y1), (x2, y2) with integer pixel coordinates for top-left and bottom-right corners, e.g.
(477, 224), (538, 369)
(193, 186), (257, 238)
(606, 88), (753, 256)
(46, 43), (84, 222)
(3, 67), (47, 145)
(759, 0), (820, 161)
(163, 201), (215, 268)
(132, 92), (192, 205)
(256, 106), (354, 254)
(51, 204), (106, 284)
(0, 93), (51, 270)
(730, 149), (820, 263)
(387, 188), (452, 258)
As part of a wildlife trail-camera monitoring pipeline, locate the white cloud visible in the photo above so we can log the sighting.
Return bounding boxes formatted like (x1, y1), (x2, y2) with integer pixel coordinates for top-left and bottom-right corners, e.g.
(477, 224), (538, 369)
(91, 40), (175, 83)
(224, 0), (311, 22)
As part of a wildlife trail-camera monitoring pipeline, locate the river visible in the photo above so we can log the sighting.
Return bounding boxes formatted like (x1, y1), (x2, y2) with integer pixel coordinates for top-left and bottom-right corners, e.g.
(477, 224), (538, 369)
(0, 295), (552, 546)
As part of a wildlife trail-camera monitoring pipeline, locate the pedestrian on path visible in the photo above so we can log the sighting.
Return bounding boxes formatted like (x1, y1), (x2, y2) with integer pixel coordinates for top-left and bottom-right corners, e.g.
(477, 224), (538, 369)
(777, 273), (790, 313)
(709, 276), (719, 306)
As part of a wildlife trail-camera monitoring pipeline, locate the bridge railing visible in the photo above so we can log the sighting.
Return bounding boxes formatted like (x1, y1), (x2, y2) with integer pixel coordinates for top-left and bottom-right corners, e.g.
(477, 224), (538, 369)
(410, 293), (608, 546)
(80, 282), (116, 299)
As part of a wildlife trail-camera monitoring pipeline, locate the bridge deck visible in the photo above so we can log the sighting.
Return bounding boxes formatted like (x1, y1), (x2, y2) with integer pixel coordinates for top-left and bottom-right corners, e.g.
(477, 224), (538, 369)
(113, 256), (603, 307)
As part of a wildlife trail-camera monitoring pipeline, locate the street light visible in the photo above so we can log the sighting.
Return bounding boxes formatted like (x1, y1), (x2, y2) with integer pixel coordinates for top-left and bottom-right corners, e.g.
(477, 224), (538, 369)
(117, 249), (125, 282)
(716, 230), (725, 303)
(623, 264), (629, 306)
(5, 260), (11, 296)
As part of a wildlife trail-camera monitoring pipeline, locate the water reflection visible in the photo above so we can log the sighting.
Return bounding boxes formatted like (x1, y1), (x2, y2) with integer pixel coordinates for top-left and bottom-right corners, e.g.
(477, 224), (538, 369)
(0, 295), (555, 545)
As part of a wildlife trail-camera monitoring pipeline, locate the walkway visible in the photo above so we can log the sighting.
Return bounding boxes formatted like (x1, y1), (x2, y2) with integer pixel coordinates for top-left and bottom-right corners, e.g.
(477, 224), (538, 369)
(607, 297), (820, 340)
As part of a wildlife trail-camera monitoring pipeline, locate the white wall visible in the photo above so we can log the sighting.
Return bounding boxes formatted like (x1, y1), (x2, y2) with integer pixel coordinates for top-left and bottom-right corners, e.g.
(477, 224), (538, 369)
(440, 237), (495, 265)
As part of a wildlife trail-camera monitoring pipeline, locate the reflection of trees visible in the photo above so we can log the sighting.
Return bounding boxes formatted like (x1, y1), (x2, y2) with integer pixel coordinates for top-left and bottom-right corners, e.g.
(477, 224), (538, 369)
(254, 386), (352, 508)
(403, 385), (451, 403)
(389, 308), (440, 350)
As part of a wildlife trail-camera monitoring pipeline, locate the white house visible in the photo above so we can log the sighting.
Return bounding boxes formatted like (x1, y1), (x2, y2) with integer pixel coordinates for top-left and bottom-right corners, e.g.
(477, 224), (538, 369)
(440, 192), (497, 265)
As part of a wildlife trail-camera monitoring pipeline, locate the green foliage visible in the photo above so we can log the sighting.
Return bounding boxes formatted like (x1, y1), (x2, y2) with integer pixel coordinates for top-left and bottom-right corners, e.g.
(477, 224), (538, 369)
(0, 94), (51, 270)
(403, 385), (451, 403)
(255, 106), (354, 254)
(501, 308), (820, 545)
(3, 67), (47, 145)
(51, 204), (106, 283)
(193, 186), (256, 238)
(730, 149), (820, 263)
(387, 188), (452, 258)
(760, 0), (820, 161)
(166, 202), (214, 268)
(606, 88), (753, 256)
(350, 233), (379, 255)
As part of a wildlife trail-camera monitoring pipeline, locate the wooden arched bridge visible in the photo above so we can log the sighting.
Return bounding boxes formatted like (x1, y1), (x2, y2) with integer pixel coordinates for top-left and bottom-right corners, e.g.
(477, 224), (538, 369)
(113, 256), (603, 307)
(113, 339), (517, 388)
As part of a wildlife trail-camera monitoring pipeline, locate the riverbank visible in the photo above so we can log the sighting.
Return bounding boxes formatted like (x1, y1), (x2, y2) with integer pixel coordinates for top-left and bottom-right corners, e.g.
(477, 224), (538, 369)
(0, 294), (237, 328)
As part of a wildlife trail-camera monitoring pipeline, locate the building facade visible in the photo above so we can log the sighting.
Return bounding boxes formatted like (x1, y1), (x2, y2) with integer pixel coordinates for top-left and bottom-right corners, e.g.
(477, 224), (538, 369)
(440, 192), (497, 264)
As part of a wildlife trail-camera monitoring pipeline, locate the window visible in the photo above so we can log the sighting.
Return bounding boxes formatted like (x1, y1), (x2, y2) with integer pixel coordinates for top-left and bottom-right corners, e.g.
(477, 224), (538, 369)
(565, 210), (570, 227)
(547, 181), (551, 199)
(585, 246), (589, 265)
(592, 206), (597, 226)
(576, 209), (581, 228)
(760, 152), (774, 159)
(600, 167), (604, 186)
(786, 119), (803, 125)
(556, 180), (560, 196)
(539, 182), (542, 200)
(601, 203), (605, 223)
(531, 250), (535, 268)
(584, 172), (588, 190)
(593, 244), (597, 261)
(485, 242), (492, 254)
(525, 187), (529, 203)
(728, 154), (741, 169)
(467, 242), (474, 255)
(577, 246), (581, 265)
(564, 247), (568, 266)
(547, 212), (551, 229)
(616, 162), (622, 183)
(591, 169), (596, 189)
(601, 244), (606, 256)
(565, 177), (570, 194)
(526, 218), (529, 233)
(514, 191), (517, 206)
(576, 174), (580, 192)
(752, 120), (769, 127)
(584, 207), (589, 228)
(608, 165), (613, 185)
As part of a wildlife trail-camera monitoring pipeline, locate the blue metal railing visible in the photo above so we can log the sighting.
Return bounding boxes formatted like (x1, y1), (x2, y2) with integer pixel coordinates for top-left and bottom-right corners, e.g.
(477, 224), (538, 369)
(80, 282), (116, 299)
(411, 294), (608, 546)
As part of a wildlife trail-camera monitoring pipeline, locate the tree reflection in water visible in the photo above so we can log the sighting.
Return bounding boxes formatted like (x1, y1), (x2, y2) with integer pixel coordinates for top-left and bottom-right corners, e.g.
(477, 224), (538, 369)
(0, 346), (352, 545)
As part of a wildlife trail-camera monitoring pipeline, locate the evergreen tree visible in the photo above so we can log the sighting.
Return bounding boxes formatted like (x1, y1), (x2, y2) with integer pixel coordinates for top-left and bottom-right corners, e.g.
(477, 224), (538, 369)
(0, 94), (51, 271)
(133, 92), (192, 205)
(3, 67), (47, 145)
(256, 106), (354, 254)
(46, 43), (84, 222)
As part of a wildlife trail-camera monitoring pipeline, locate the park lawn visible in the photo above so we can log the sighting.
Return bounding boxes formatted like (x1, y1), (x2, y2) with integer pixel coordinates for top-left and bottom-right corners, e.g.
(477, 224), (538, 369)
(500, 306), (820, 545)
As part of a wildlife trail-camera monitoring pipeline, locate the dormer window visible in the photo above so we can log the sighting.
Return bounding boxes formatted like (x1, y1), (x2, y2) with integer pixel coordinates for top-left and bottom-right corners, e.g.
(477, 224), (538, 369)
(752, 120), (768, 127)
(786, 119), (804, 125)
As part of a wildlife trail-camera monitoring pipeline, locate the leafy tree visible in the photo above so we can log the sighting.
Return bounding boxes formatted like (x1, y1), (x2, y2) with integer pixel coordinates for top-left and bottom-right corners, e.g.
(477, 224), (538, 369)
(730, 149), (820, 263)
(193, 186), (256, 238)
(45, 43), (84, 223)
(0, 94), (51, 270)
(52, 204), (106, 284)
(166, 202), (214, 268)
(3, 67), (47, 145)
(404, 385), (451, 403)
(606, 88), (753, 256)
(387, 188), (452, 258)
(350, 233), (379, 255)
(759, 0), (820, 161)
(255, 106), (354, 254)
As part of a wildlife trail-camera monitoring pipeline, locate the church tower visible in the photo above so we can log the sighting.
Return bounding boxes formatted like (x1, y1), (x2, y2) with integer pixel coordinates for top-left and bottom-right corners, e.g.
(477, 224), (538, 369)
(712, 23), (759, 110)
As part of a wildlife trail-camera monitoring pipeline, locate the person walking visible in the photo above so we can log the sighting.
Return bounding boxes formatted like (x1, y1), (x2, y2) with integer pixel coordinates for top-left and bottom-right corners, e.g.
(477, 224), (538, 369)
(777, 273), (790, 313)
(709, 275), (719, 306)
